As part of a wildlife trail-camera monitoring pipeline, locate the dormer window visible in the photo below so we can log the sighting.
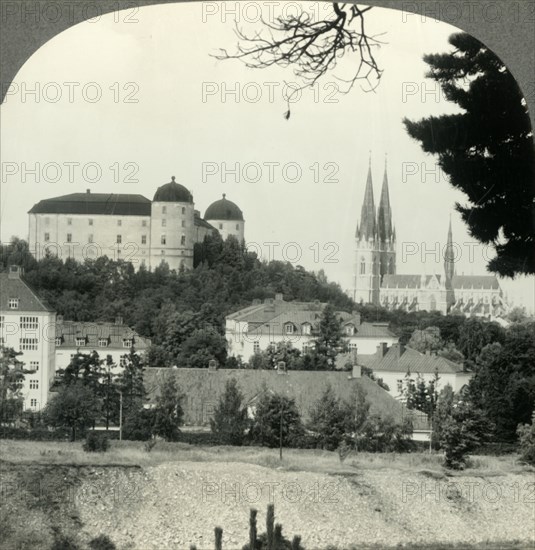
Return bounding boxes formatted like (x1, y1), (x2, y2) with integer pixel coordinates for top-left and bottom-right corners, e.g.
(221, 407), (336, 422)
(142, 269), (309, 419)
(301, 323), (311, 335)
(75, 337), (85, 347)
(55, 337), (62, 346)
(284, 323), (295, 334)
(98, 338), (108, 348)
(122, 339), (133, 348)
(345, 324), (355, 336)
(8, 298), (19, 310)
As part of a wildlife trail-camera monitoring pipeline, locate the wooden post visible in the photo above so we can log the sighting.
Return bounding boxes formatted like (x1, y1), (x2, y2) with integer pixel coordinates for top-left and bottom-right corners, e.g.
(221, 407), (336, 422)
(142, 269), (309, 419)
(119, 390), (123, 441)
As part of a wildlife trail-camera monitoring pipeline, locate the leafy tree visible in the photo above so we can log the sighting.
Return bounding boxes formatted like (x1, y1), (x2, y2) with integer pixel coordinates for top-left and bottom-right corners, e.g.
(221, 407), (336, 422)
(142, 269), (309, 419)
(439, 397), (493, 469)
(177, 329), (227, 368)
(44, 382), (99, 441)
(517, 412), (535, 465)
(122, 408), (155, 441)
(0, 347), (25, 424)
(404, 32), (535, 276)
(249, 391), (304, 448)
(116, 349), (146, 415)
(210, 378), (249, 445)
(457, 318), (505, 363)
(308, 386), (351, 450)
(152, 373), (184, 441)
(431, 384), (455, 449)
(402, 372), (440, 418)
(408, 327), (443, 354)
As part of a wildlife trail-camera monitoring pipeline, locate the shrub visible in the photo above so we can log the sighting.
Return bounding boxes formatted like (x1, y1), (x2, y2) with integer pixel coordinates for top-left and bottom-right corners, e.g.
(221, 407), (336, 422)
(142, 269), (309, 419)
(89, 535), (116, 550)
(517, 412), (535, 465)
(83, 431), (110, 453)
(122, 408), (154, 441)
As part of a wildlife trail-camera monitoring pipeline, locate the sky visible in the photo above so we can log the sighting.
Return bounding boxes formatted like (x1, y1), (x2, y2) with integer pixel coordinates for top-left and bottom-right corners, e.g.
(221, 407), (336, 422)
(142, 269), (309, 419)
(1, 1), (533, 312)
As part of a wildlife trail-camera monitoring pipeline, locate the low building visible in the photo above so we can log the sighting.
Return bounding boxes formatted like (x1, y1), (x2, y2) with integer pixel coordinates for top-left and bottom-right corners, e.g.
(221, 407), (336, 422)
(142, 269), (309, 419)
(55, 317), (151, 373)
(0, 266), (56, 411)
(363, 342), (472, 400)
(225, 295), (399, 363)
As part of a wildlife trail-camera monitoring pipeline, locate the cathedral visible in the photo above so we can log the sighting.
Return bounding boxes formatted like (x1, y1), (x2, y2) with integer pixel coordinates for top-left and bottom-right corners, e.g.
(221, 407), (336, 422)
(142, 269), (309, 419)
(28, 177), (244, 271)
(351, 160), (508, 318)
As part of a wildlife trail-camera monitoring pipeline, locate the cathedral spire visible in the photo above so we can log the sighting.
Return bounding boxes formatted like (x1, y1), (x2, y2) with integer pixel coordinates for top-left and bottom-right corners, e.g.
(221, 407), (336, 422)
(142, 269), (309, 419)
(444, 216), (455, 282)
(377, 154), (393, 243)
(356, 156), (376, 240)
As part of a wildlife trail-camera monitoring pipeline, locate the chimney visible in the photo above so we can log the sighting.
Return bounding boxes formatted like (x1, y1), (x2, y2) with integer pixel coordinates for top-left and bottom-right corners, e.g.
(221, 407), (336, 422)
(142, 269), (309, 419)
(86, 189), (91, 194)
(56, 314), (64, 323)
(352, 364), (362, 378)
(276, 361), (287, 375)
(208, 359), (217, 372)
(275, 293), (283, 301)
(8, 265), (22, 279)
(115, 316), (123, 326)
(376, 342), (388, 359)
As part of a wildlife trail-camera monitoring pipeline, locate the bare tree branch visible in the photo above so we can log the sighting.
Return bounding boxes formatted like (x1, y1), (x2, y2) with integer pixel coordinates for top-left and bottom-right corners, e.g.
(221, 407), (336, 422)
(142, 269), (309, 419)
(214, 3), (385, 117)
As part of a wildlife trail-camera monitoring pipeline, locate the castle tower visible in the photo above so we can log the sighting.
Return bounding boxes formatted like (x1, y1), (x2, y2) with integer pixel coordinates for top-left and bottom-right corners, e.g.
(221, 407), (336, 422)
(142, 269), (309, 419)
(353, 157), (381, 305)
(377, 156), (396, 280)
(204, 194), (245, 242)
(150, 176), (195, 271)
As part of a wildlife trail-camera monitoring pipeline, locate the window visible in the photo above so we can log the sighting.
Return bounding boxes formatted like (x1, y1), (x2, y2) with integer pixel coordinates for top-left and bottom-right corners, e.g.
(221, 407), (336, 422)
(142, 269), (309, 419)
(122, 339), (132, 348)
(360, 258), (365, 274)
(397, 380), (403, 393)
(253, 341), (260, 353)
(8, 298), (19, 310)
(162, 206), (167, 214)
(20, 338), (38, 351)
(117, 220), (122, 226)
(161, 235), (166, 245)
(141, 235), (147, 245)
(161, 250), (165, 256)
(30, 399), (37, 408)
(55, 337), (62, 346)
(236, 224), (239, 230)
(117, 235), (122, 244)
(75, 337), (85, 347)
(0, 316), (4, 328)
(98, 338), (108, 347)
(0, 337), (4, 346)
(181, 220), (185, 228)
(66, 233), (72, 243)
(20, 317), (38, 330)
(345, 325), (355, 336)
(67, 218), (72, 225)
(88, 234), (94, 243)
(29, 380), (39, 390)
(44, 217), (50, 225)
(302, 343), (310, 353)
(181, 207), (185, 214)
(181, 235), (186, 246)
(142, 220), (147, 227)
(301, 323), (311, 335)
(162, 219), (167, 227)
(44, 232), (50, 242)
(29, 361), (39, 371)
(88, 218), (93, 226)
(219, 223), (223, 230)
(349, 343), (358, 350)
(285, 323), (294, 334)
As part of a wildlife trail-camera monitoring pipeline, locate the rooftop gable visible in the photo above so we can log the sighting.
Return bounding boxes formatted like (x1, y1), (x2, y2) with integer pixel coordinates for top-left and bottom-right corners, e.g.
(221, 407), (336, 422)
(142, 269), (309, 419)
(0, 270), (55, 313)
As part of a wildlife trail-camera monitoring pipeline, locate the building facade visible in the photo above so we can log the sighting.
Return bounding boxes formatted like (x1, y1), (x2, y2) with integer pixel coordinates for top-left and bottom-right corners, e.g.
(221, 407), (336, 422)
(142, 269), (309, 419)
(0, 266), (56, 411)
(225, 294), (399, 363)
(351, 160), (507, 318)
(28, 178), (245, 272)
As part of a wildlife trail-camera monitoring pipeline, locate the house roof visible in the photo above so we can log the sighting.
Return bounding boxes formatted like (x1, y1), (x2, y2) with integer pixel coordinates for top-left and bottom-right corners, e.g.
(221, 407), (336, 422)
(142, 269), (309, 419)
(56, 320), (150, 350)
(193, 215), (217, 231)
(366, 344), (465, 375)
(0, 270), (55, 313)
(28, 192), (151, 216)
(143, 368), (425, 428)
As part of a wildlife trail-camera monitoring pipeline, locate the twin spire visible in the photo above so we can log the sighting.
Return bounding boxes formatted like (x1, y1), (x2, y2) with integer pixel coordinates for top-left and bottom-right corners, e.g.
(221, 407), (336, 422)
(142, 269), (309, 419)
(356, 154), (394, 243)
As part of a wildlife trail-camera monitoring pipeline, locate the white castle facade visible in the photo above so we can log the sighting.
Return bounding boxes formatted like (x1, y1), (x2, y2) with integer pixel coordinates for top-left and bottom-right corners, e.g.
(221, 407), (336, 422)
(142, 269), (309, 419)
(27, 177), (244, 271)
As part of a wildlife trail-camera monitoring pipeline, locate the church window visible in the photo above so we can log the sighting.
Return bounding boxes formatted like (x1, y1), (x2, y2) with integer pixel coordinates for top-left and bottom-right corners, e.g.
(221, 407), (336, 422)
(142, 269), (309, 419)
(161, 235), (166, 245)
(360, 258), (365, 274)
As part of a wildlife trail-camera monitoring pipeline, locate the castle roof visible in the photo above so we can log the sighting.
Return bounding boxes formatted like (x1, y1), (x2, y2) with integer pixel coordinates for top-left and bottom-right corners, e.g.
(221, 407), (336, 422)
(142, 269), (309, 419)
(28, 192), (151, 216)
(153, 177), (193, 203)
(204, 194), (244, 221)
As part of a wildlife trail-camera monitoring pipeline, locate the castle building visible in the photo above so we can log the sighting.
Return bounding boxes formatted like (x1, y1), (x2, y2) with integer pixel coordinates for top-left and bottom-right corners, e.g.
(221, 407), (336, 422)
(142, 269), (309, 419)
(27, 178), (245, 271)
(351, 160), (507, 318)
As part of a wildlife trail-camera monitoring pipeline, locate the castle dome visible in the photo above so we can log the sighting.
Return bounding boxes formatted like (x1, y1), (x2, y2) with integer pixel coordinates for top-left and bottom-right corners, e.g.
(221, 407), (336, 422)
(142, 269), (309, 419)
(204, 194), (244, 221)
(153, 177), (193, 203)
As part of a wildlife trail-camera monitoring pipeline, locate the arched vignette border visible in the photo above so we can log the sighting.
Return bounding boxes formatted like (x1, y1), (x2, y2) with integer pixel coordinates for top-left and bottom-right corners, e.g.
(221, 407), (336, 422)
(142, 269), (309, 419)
(0, 0), (534, 129)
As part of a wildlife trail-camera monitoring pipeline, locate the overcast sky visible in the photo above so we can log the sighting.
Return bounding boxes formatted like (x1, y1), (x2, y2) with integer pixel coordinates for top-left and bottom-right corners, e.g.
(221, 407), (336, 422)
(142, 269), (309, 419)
(1, 2), (533, 311)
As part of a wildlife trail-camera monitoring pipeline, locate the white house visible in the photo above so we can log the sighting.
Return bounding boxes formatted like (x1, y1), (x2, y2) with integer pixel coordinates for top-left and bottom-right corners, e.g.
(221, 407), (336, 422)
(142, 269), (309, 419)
(0, 266), (56, 411)
(362, 342), (472, 400)
(225, 294), (398, 362)
(55, 317), (151, 374)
